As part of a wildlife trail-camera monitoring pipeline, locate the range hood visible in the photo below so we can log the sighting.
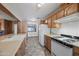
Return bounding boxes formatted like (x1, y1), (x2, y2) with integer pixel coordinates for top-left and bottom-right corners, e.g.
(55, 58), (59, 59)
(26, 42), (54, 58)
(55, 13), (79, 23)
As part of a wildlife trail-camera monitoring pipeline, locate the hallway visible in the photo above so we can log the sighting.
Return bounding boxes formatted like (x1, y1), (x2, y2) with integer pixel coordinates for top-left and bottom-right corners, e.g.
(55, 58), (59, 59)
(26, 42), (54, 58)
(25, 37), (51, 56)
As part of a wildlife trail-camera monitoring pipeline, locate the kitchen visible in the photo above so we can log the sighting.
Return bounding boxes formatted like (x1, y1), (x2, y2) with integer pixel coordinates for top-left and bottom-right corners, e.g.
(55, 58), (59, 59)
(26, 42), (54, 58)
(0, 3), (79, 56)
(39, 3), (79, 56)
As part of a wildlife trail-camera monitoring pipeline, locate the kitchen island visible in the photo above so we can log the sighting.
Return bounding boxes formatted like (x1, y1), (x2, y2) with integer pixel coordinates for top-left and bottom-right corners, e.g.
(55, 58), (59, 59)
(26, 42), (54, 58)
(0, 34), (27, 56)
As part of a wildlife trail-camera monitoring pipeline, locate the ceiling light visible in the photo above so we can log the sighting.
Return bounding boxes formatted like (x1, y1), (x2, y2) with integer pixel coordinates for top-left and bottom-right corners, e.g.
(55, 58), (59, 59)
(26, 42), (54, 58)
(31, 18), (36, 21)
(37, 4), (42, 7)
(37, 3), (45, 7)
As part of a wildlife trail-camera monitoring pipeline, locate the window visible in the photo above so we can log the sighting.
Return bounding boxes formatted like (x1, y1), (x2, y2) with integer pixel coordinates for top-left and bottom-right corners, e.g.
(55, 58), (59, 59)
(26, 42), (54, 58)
(28, 24), (36, 32)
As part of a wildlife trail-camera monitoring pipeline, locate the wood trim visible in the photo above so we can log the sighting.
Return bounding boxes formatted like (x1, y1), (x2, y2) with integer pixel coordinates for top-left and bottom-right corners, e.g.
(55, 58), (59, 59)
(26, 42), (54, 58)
(0, 3), (20, 22)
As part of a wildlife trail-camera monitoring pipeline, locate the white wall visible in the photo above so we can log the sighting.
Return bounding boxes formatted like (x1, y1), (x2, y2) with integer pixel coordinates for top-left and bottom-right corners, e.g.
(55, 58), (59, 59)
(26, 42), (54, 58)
(58, 20), (79, 36)
(27, 20), (40, 37)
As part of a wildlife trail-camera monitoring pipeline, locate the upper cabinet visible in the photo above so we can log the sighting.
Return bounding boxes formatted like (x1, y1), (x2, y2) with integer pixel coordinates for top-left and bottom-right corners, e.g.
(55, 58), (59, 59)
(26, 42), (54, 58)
(51, 14), (56, 20)
(51, 21), (61, 28)
(51, 14), (57, 28)
(59, 3), (72, 10)
(47, 17), (52, 28)
(41, 3), (79, 28)
(56, 9), (65, 19)
(65, 4), (79, 16)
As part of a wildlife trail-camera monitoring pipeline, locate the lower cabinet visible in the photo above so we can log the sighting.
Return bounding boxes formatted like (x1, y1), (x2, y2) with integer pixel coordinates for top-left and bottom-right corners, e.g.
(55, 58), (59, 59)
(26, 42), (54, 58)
(44, 35), (51, 52)
(73, 47), (79, 56)
(15, 38), (26, 56)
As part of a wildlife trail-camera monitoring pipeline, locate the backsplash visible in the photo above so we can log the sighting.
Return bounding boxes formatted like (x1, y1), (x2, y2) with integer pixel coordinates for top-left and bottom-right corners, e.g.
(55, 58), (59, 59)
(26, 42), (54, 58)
(51, 20), (79, 36)
(51, 28), (59, 34)
(58, 20), (79, 36)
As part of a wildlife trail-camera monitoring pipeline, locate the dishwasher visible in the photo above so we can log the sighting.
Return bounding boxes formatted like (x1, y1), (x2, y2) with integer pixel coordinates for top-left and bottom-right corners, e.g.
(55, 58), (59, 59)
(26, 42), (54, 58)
(51, 39), (73, 56)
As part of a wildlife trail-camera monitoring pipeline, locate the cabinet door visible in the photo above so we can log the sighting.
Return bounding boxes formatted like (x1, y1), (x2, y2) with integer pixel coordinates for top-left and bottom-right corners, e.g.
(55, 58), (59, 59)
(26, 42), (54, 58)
(65, 4), (79, 16)
(17, 21), (27, 34)
(60, 3), (72, 10)
(44, 35), (48, 48)
(56, 10), (65, 19)
(73, 47), (79, 56)
(4, 20), (13, 35)
(47, 17), (52, 28)
(47, 37), (51, 52)
(44, 35), (51, 52)
(51, 14), (56, 28)
(52, 22), (56, 28)
(52, 22), (61, 28)
(52, 14), (56, 20)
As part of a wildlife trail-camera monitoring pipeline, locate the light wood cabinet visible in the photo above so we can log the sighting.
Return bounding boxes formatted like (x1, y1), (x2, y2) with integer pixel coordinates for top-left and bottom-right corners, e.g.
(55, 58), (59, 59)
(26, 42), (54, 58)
(56, 10), (65, 19)
(52, 22), (61, 28)
(4, 20), (13, 35)
(0, 19), (13, 35)
(47, 17), (52, 28)
(44, 35), (51, 52)
(58, 3), (79, 17)
(65, 4), (79, 16)
(42, 3), (79, 28)
(73, 47), (79, 56)
(51, 14), (56, 20)
(51, 14), (61, 28)
(60, 3), (72, 10)
(17, 21), (27, 34)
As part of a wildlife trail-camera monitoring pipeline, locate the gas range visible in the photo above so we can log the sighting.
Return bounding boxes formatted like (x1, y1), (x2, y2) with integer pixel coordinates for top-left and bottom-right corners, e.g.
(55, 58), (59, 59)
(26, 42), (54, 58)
(63, 39), (78, 43)
(53, 36), (79, 44)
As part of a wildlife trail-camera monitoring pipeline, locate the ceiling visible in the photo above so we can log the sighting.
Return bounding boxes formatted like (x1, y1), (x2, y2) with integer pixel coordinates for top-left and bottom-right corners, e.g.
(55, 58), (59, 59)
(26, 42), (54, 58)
(2, 3), (61, 21)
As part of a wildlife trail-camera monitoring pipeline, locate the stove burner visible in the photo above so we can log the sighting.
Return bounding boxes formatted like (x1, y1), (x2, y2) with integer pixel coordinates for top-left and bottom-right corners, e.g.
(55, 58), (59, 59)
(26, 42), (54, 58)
(63, 39), (78, 43)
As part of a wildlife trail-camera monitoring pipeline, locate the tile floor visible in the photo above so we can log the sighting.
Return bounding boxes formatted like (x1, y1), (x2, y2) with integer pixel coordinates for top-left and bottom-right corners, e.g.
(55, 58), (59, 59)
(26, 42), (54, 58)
(25, 36), (51, 56)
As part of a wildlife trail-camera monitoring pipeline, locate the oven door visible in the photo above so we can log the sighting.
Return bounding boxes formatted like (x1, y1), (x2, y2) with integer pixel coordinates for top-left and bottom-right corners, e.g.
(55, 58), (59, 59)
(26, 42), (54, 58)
(51, 40), (73, 56)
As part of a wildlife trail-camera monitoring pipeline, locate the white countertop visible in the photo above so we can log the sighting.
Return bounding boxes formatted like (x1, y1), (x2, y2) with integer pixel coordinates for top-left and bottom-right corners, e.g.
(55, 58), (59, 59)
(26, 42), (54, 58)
(0, 34), (26, 56)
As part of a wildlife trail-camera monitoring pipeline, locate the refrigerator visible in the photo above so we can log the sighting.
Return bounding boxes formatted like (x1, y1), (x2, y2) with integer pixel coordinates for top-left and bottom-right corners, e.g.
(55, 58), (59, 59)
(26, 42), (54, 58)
(39, 24), (50, 46)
